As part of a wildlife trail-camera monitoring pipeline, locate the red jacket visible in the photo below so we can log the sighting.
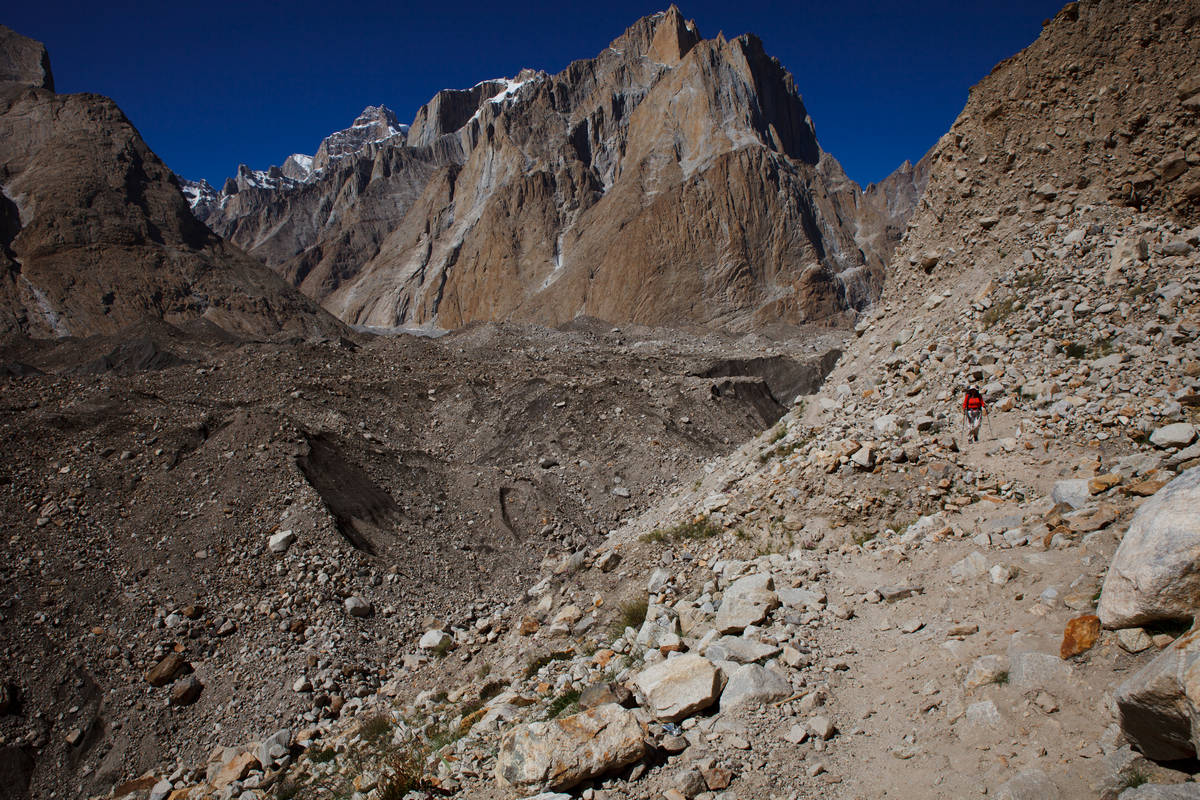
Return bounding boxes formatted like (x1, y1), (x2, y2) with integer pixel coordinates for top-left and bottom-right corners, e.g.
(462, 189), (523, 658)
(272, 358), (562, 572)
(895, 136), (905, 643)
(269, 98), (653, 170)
(963, 394), (985, 411)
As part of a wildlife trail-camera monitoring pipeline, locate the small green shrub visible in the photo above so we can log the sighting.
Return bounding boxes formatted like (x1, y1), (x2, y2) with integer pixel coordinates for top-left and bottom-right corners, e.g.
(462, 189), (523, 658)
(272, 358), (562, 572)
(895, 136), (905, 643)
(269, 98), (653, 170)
(641, 515), (721, 544)
(1064, 342), (1088, 359)
(546, 689), (581, 719)
(1119, 770), (1149, 790)
(609, 598), (648, 638)
(356, 713), (393, 745)
(993, 671), (1010, 686)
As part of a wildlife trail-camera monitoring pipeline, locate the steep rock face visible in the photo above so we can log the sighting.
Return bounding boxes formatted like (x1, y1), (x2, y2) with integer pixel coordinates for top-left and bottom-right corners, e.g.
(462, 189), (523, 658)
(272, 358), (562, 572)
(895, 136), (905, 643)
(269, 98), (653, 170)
(894, 0), (1200, 278)
(0, 29), (343, 340)
(0, 24), (53, 90)
(194, 7), (907, 331)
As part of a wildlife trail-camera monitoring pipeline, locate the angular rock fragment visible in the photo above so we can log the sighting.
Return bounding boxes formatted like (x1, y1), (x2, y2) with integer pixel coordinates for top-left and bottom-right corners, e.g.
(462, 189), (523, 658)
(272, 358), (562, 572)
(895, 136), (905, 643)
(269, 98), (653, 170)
(495, 703), (647, 792)
(634, 654), (722, 722)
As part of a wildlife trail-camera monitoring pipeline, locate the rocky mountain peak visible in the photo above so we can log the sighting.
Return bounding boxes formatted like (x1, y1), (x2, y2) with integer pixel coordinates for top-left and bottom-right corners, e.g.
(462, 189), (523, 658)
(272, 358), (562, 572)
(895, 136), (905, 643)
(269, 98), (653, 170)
(0, 24), (54, 90)
(647, 5), (701, 65)
(188, 7), (914, 333)
(312, 104), (407, 171)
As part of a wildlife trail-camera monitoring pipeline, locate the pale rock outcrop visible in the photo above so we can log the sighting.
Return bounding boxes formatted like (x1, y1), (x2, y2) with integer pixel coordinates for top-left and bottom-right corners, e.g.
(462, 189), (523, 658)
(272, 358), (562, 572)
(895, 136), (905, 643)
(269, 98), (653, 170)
(495, 703), (647, 792)
(1099, 468), (1200, 629)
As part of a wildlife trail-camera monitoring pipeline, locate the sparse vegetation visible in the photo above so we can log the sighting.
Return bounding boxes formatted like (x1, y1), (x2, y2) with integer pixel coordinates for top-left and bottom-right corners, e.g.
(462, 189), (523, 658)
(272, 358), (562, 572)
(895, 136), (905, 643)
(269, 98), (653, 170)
(356, 712), (393, 745)
(640, 515), (721, 543)
(993, 671), (1010, 686)
(309, 746), (337, 764)
(1064, 342), (1088, 359)
(609, 598), (649, 638)
(376, 741), (431, 799)
(545, 688), (581, 719)
(1118, 769), (1149, 790)
(981, 294), (1017, 328)
(524, 649), (575, 678)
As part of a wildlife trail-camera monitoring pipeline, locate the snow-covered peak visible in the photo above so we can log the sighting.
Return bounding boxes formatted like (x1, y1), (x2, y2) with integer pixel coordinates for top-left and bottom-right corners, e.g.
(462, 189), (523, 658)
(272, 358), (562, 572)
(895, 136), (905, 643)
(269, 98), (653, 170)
(314, 105), (409, 170)
(179, 177), (217, 213)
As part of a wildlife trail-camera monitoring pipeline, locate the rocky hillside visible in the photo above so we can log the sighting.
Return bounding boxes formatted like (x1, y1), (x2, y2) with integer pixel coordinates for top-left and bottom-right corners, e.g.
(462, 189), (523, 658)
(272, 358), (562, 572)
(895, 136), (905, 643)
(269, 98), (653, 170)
(189, 7), (916, 332)
(71, 2), (1200, 800)
(0, 26), (343, 341)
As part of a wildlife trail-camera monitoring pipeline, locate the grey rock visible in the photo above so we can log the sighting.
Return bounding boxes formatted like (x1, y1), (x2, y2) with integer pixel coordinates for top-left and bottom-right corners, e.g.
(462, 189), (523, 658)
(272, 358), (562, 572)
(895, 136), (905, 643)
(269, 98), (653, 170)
(495, 703), (647, 792)
(703, 636), (780, 664)
(268, 529), (296, 553)
(720, 664), (791, 708)
(714, 573), (778, 634)
(1099, 467), (1200, 629)
(1051, 479), (1092, 510)
(1150, 423), (1198, 449)
(344, 596), (373, 618)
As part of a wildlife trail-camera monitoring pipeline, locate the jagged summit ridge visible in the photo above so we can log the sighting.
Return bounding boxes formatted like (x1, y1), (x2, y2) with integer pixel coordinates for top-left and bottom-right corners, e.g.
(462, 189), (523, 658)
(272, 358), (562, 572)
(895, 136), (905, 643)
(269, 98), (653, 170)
(189, 8), (914, 331)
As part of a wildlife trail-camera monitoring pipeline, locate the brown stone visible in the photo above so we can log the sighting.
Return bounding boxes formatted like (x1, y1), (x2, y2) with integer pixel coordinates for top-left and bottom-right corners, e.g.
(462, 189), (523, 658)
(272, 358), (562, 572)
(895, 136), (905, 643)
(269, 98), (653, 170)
(519, 617), (540, 636)
(701, 764), (734, 790)
(1061, 615), (1101, 659)
(169, 675), (203, 706)
(1088, 473), (1121, 494)
(212, 751), (259, 789)
(1123, 479), (1167, 497)
(146, 654), (191, 687)
(111, 775), (158, 798)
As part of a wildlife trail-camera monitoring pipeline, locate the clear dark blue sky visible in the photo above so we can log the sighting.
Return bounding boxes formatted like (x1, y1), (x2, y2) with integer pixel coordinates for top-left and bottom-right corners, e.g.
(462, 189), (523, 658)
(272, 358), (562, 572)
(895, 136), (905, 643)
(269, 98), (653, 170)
(7, 1), (1065, 188)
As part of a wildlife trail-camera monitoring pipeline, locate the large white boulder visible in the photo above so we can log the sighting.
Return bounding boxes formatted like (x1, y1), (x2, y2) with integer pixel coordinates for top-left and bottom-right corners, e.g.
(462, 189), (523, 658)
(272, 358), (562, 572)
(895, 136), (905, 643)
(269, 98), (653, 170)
(495, 703), (647, 792)
(1099, 467), (1200, 629)
(634, 653), (722, 722)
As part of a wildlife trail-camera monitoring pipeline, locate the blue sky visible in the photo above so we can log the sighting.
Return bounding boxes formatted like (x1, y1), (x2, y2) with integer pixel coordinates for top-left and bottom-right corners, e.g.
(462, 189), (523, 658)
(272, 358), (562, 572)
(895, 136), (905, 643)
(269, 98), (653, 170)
(7, 1), (1065, 188)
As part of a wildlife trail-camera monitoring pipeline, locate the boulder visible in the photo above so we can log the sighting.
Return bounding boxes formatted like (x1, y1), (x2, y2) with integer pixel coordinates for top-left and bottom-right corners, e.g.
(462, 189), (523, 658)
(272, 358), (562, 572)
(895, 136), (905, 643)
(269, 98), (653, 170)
(702, 636), (780, 664)
(634, 654), (722, 722)
(713, 574), (778, 634)
(720, 664), (791, 708)
(1113, 624), (1200, 761)
(169, 676), (203, 706)
(1099, 468), (1200, 629)
(495, 703), (647, 792)
(1149, 423), (1197, 449)
(419, 629), (453, 652)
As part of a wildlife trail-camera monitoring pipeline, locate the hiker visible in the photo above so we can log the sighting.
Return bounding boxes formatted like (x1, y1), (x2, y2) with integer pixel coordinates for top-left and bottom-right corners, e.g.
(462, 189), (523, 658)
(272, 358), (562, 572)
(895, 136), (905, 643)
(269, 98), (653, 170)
(962, 387), (987, 442)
